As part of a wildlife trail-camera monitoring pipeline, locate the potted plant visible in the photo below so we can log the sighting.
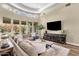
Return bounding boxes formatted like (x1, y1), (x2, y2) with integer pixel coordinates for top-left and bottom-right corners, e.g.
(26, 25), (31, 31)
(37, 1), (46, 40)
(36, 24), (45, 41)
(21, 26), (26, 34)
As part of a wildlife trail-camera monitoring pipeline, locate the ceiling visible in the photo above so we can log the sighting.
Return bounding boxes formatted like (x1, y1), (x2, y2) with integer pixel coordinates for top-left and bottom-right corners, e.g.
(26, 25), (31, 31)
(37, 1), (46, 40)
(0, 3), (56, 19)
(9, 3), (54, 13)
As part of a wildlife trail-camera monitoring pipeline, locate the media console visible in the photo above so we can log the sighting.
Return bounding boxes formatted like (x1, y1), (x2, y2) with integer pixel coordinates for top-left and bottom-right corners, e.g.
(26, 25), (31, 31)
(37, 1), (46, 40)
(43, 33), (66, 44)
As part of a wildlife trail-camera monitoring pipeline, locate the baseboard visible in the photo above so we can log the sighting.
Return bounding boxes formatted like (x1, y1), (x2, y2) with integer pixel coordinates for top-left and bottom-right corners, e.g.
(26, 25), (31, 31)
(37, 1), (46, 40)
(66, 42), (79, 47)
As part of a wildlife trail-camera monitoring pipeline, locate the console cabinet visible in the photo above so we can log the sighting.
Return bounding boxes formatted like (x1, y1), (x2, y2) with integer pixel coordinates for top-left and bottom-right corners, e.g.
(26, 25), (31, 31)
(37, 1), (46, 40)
(43, 33), (66, 44)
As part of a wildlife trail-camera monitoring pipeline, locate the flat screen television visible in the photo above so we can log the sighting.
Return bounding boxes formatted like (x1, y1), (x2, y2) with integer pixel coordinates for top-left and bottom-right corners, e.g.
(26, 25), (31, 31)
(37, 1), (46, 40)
(47, 21), (61, 31)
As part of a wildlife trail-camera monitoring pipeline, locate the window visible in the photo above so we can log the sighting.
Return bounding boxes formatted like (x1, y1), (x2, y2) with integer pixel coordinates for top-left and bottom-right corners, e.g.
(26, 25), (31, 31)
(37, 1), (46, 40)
(28, 22), (32, 26)
(21, 21), (26, 25)
(13, 20), (19, 24)
(3, 17), (11, 24)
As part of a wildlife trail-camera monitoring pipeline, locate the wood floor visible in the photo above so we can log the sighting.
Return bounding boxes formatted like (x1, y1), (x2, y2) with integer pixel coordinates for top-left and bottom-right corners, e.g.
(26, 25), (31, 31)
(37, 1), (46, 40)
(53, 42), (79, 56)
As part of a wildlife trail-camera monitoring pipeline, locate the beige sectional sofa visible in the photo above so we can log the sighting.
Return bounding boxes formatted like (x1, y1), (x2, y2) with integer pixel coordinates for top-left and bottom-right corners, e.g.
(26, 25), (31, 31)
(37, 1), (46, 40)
(10, 38), (70, 56)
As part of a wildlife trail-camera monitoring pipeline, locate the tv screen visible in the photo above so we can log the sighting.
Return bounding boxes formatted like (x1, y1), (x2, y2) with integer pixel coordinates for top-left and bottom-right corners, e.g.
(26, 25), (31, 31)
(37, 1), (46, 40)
(47, 21), (61, 31)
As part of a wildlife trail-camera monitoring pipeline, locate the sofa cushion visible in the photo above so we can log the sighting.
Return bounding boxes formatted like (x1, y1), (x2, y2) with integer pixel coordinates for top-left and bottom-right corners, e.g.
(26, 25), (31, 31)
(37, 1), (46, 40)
(24, 40), (46, 53)
(31, 42), (46, 53)
(18, 41), (38, 56)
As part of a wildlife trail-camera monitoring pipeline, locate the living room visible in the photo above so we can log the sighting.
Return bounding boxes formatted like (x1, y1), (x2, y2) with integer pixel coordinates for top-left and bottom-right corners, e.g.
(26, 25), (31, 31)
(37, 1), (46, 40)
(0, 2), (79, 57)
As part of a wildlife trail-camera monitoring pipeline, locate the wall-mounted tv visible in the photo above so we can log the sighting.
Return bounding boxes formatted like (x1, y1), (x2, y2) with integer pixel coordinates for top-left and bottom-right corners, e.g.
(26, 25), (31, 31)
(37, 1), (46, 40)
(47, 21), (61, 31)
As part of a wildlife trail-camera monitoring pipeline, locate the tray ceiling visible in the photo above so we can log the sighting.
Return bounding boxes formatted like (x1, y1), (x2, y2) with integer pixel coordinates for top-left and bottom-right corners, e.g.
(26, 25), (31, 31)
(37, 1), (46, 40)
(9, 3), (54, 13)
(1, 3), (55, 19)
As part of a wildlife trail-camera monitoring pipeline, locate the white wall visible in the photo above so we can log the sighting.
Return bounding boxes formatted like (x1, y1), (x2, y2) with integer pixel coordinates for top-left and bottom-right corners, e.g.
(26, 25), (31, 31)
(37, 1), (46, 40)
(40, 4), (79, 45)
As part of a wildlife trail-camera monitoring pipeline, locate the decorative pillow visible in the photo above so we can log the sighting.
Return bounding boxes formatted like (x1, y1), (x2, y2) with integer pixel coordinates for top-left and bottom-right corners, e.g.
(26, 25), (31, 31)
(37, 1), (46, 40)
(18, 41), (38, 56)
